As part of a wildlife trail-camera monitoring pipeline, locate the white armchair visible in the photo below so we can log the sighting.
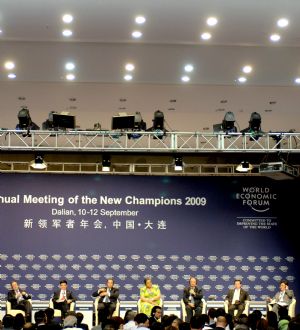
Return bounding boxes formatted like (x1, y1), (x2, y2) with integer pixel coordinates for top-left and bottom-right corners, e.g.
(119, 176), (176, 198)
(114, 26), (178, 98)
(224, 300), (250, 316)
(94, 296), (120, 325)
(181, 298), (207, 322)
(6, 299), (32, 317)
(267, 298), (296, 318)
(49, 299), (75, 318)
(137, 298), (163, 313)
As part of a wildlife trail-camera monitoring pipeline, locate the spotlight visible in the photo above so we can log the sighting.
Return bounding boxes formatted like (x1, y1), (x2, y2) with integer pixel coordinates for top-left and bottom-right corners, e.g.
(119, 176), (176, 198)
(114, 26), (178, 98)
(102, 155), (111, 172)
(241, 111), (263, 140)
(236, 161), (253, 173)
(174, 156), (183, 171)
(153, 110), (164, 130)
(30, 155), (47, 170)
(213, 111), (237, 134)
(42, 111), (57, 130)
(128, 111), (147, 139)
(16, 107), (40, 135)
(147, 110), (166, 139)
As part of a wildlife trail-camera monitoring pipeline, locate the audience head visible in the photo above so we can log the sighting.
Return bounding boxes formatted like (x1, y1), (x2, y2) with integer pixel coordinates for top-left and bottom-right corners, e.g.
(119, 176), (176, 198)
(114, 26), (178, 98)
(216, 316), (227, 329)
(190, 316), (202, 330)
(134, 313), (149, 327)
(215, 308), (226, 318)
(34, 310), (46, 325)
(13, 313), (26, 330)
(151, 306), (162, 320)
(288, 316), (300, 330)
(111, 316), (124, 330)
(75, 312), (84, 324)
(256, 318), (268, 330)
(179, 322), (190, 330)
(44, 308), (54, 323)
(124, 310), (136, 323)
(63, 315), (77, 328)
(208, 308), (217, 320)
(172, 318), (183, 330)
(3, 314), (15, 328)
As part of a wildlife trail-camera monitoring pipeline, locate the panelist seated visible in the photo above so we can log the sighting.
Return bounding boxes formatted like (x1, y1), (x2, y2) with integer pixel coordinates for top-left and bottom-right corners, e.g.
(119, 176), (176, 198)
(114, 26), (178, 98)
(7, 280), (32, 322)
(52, 279), (76, 319)
(225, 279), (250, 319)
(267, 279), (295, 320)
(183, 277), (204, 323)
(92, 278), (120, 325)
(139, 277), (161, 317)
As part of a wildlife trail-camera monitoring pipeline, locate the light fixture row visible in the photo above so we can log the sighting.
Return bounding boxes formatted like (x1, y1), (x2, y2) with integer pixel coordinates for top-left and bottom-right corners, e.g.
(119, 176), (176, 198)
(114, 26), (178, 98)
(61, 13), (74, 38)
(2, 59), (300, 84)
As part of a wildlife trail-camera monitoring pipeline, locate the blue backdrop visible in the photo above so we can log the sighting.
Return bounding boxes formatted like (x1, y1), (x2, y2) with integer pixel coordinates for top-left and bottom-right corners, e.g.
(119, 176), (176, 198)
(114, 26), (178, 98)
(0, 174), (298, 309)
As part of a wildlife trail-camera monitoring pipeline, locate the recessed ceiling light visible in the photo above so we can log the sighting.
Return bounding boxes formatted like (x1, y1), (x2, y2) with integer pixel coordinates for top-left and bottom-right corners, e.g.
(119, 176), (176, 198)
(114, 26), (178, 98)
(135, 16), (146, 24)
(181, 76), (190, 82)
(8, 73), (16, 79)
(238, 76), (247, 83)
(66, 73), (75, 80)
(132, 30), (142, 38)
(4, 61), (15, 70)
(65, 62), (75, 70)
(295, 77), (300, 84)
(62, 14), (73, 24)
(62, 29), (73, 37)
(125, 63), (135, 71)
(270, 34), (281, 42)
(277, 18), (289, 28)
(201, 32), (212, 40)
(243, 65), (253, 74)
(207, 17), (218, 26)
(0, 29), (3, 34)
(124, 74), (133, 81)
(184, 64), (194, 73)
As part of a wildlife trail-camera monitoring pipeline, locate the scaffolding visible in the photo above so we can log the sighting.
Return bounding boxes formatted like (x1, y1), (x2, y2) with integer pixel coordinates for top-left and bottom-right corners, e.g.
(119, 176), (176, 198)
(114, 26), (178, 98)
(0, 129), (300, 152)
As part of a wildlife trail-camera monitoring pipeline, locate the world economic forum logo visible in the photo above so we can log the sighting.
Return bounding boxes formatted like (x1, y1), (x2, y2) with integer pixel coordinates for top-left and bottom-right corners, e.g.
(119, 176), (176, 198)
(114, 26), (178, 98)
(236, 186), (277, 212)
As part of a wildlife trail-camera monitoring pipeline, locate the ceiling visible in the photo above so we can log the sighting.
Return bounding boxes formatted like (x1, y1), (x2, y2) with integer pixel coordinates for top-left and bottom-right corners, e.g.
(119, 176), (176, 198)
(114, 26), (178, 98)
(1, 0), (300, 86)
(1, 1), (300, 172)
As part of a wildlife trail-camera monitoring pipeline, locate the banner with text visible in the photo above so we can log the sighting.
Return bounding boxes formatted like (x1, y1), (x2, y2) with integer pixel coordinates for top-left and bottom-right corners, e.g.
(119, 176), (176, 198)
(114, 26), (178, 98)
(0, 174), (298, 303)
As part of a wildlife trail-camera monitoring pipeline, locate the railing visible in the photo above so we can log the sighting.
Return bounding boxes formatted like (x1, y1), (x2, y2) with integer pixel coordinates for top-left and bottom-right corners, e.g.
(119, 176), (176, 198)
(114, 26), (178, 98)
(0, 130), (300, 152)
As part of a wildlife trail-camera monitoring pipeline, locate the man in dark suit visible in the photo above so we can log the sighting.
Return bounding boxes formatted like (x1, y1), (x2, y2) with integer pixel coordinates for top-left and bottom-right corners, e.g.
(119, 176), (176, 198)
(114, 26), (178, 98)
(7, 280), (32, 322)
(52, 279), (76, 319)
(92, 278), (119, 325)
(225, 279), (250, 318)
(268, 279), (295, 320)
(183, 277), (204, 323)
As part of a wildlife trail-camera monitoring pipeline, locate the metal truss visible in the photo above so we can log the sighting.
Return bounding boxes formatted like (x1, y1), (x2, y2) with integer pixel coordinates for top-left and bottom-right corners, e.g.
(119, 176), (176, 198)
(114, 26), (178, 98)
(0, 129), (300, 152)
(0, 160), (262, 175)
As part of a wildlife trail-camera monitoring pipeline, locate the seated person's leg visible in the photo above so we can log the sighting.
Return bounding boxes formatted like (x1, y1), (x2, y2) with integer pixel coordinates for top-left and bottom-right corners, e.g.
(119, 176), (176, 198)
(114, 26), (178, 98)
(185, 305), (193, 323)
(97, 302), (107, 324)
(228, 304), (236, 316)
(107, 303), (116, 318)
